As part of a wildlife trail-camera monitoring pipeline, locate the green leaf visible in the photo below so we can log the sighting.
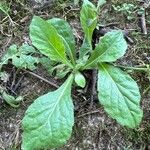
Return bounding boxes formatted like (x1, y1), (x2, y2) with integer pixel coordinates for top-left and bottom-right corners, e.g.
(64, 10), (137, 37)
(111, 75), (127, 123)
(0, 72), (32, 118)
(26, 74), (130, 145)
(80, 0), (97, 58)
(39, 57), (56, 75)
(47, 18), (76, 64)
(12, 54), (38, 70)
(30, 16), (72, 68)
(1, 91), (23, 108)
(55, 64), (71, 79)
(75, 72), (86, 88)
(84, 30), (127, 69)
(19, 43), (36, 54)
(0, 1), (10, 16)
(0, 44), (18, 70)
(22, 74), (74, 149)
(0, 44), (39, 70)
(79, 37), (92, 59)
(97, 63), (143, 128)
(80, 0), (97, 42)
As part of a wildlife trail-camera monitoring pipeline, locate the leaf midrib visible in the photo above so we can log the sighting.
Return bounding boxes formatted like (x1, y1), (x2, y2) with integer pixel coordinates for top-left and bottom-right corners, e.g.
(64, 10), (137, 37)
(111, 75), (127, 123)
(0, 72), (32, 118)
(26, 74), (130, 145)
(32, 24), (71, 67)
(34, 75), (73, 132)
(84, 33), (120, 69)
(100, 64), (137, 124)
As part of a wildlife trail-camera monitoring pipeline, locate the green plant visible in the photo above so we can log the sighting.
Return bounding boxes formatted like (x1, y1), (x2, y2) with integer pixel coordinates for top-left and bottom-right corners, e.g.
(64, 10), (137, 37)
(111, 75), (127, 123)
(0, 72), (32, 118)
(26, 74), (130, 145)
(19, 0), (145, 149)
(0, 44), (39, 106)
(113, 3), (137, 20)
(0, 0), (146, 149)
(20, 0), (145, 149)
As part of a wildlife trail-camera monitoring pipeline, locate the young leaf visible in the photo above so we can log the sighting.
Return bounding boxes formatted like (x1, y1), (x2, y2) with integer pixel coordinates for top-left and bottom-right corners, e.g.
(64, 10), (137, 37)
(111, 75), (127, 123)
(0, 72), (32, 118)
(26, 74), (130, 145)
(39, 57), (56, 75)
(97, 63), (143, 128)
(54, 64), (71, 79)
(22, 74), (74, 149)
(2, 91), (23, 108)
(30, 16), (72, 68)
(47, 18), (76, 64)
(79, 37), (92, 59)
(80, 0), (97, 58)
(84, 30), (127, 69)
(19, 43), (36, 53)
(75, 72), (86, 88)
(12, 54), (38, 70)
(0, 44), (39, 70)
(0, 44), (17, 70)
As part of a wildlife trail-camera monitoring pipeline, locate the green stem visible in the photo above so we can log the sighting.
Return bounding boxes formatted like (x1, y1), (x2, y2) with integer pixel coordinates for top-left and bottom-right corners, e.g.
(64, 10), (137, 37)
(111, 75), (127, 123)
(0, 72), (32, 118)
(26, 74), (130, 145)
(143, 86), (150, 95)
(114, 64), (149, 72)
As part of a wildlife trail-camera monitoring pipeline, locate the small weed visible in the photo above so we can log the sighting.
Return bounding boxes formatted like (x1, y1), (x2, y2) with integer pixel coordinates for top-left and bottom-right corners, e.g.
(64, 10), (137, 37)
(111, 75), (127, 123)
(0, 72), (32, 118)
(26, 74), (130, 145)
(112, 3), (137, 20)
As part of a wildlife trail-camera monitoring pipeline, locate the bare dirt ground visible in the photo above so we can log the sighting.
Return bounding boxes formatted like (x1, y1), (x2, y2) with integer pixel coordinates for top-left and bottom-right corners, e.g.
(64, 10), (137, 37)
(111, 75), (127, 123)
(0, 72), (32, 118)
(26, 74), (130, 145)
(0, 0), (150, 150)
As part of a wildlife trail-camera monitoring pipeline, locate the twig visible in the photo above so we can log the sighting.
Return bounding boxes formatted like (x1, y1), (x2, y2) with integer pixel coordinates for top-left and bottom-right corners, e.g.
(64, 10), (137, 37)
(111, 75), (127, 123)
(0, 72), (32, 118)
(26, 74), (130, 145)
(143, 85), (150, 95)
(139, 0), (149, 34)
(90, 69), (98, 109)
(77, 110), (100, 118)
(140, 8), (147, 34)
(24, 70), (78, 99)
(6, 86), (17, 96)
(113, 64), (149, 72)
(13, 75), (25, 92)
(24, 70), (59, 88)
(99, 22), (119, 27)
(10, 67), (17, 90)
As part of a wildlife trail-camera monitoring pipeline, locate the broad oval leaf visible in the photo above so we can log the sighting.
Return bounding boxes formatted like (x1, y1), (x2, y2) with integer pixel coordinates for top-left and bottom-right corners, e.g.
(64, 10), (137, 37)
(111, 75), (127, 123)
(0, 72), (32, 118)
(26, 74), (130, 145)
(97, 63), (143, 128)
(75, 72), (86, 88)
(84, 30), (127, 69)
(30, 16), (72, 68)
(22, 74), (74, 150)
(47, 18), (76, 63)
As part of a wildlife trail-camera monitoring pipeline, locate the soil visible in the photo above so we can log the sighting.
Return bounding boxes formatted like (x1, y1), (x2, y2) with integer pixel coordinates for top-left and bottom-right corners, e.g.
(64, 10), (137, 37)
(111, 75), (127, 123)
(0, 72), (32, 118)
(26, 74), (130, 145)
(0, 0), (150, 150)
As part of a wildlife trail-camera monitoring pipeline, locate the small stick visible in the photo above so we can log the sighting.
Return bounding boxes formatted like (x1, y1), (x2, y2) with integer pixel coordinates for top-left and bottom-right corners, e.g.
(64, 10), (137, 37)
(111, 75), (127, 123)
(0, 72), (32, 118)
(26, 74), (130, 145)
(13, 75), (25, 92)
(140, 8), (147, 34)
(10, 67), (17, 90)
(6, 86), (17, 96)
(24, 70), (78, 99)
(89, 69), (98, 109)
(77, 110), (100, 118)
(143, 85), (150, 95)
(24, 70), (59, 88)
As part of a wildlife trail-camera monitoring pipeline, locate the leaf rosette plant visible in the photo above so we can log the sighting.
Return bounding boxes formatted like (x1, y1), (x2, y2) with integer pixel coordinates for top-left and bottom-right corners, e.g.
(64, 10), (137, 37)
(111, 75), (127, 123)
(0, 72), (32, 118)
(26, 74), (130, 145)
(20, 0), (143, 149)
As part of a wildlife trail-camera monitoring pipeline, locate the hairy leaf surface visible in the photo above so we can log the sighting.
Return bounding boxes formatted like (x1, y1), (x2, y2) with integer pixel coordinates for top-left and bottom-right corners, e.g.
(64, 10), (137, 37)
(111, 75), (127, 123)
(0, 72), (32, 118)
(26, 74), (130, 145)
(30, 16), (72, 67)
(47, 18), (76, 63)
(97, 63), (143, 128)
(22, 74), (74, 150)
(84, 30), (127, 69)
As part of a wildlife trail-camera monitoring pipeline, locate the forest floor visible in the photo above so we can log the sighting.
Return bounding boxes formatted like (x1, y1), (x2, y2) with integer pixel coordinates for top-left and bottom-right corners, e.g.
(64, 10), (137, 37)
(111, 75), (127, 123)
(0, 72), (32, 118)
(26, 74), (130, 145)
(0, 0), (150, 150)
